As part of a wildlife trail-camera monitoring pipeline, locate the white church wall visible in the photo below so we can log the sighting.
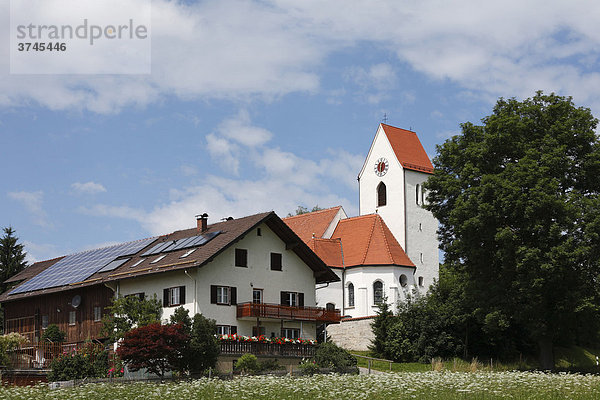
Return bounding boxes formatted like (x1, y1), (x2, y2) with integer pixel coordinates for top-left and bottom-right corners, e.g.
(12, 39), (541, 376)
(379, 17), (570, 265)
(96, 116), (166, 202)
(358, 125), (407, 248)
(404, 170), (440, 293)
(315, 268), (343, 311)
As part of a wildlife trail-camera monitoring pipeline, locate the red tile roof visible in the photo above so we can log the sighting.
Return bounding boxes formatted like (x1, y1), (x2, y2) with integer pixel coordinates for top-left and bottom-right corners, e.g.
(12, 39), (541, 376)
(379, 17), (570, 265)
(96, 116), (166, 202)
(308, 238), (343, 268)
(381, 124), (434, 174)
(331, 214), (415, 268)
(283, 206), (342, 244)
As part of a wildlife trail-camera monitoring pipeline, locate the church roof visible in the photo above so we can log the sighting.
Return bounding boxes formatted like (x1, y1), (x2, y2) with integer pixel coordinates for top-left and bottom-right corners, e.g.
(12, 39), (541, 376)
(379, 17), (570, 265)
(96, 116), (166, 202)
(381, 124), (434, 174)
(308, 238), (344, 268)
(331, 214), (415, 268)
(283, 206), (342, 244)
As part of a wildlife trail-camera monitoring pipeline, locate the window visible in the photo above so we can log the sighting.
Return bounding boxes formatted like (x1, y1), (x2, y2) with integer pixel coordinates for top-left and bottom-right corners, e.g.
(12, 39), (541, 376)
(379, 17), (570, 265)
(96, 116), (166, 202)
(348, 283), (355, 307)
(126, 292), (145, 300)
(373, 281), (384, 305)
(281, 328), (300, 339)
(257, 228), (262, 236)
(252, 326), (266, 336)
(235, 248), (248, 267)
(418, 276), (424, 287)
(416, 184), (420, 205)
(94, 306), (102, 322)
(180, 248), (196, 258)
(216, 325), (237, 335)
(377, 182), (387, 207)
(41, 315), (49, 329)
(151, 254), (166, 264)
(326, 303), (335, 311)
(253, 289), (263, 304)
(400, 274), (408, 287)
(280, 291), (304, 307)
(69, 311), (76, 325)
(270, 252), (282, 271)
(211, 285), (237, 305)
(419, 223), (422, 231)
(131, 259), (144, 268)
(420, 252), (424, 263)
(163, 286), (186, 307)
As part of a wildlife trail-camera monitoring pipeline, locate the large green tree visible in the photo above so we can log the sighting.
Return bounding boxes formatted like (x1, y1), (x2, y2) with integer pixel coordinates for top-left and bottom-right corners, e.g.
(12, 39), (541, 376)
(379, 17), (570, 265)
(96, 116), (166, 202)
(101, 294), (162, 343)
(0, 227), (28, 293)
(425, 92), (600, 369)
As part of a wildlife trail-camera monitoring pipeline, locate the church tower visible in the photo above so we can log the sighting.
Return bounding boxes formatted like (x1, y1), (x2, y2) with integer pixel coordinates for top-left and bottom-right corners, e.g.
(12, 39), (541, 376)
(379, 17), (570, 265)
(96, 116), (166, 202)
(357, 124), (439, 290)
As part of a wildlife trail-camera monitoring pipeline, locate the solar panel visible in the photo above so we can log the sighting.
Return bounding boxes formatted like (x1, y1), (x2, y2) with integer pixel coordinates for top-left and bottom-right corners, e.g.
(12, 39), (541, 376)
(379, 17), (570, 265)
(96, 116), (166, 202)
(140, 231), (221, 257)
(141, 241), (174, 257)
(97, 258), (130, 273)
(10, 237), (157, 295)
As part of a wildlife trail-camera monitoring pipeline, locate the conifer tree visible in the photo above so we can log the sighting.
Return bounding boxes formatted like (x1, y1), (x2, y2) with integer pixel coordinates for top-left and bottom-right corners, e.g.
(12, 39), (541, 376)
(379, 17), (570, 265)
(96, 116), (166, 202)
(0, 227), (28, 293)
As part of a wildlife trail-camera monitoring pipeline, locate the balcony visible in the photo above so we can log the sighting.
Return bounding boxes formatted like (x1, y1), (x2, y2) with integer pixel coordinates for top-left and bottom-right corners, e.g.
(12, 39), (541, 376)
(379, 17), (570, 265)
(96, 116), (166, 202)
(236, 302), (341, 323)
(220, 341), (316, 357)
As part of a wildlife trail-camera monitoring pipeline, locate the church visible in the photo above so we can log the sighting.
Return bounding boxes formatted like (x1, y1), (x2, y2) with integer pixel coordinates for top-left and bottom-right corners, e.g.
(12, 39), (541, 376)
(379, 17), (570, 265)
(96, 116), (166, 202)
(283, 123), (439, 350)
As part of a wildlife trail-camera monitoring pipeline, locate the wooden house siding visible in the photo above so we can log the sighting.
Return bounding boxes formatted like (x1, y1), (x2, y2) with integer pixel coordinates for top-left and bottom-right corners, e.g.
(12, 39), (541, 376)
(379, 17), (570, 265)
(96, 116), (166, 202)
(3, 285), (113, 344)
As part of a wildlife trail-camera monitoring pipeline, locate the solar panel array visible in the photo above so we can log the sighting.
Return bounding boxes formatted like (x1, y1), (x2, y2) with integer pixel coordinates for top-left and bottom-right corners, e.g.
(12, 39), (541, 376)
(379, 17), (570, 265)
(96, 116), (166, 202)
(97, 258), (130, 273)
(141, 231), (220, 257)
(10, 237), (157, 295)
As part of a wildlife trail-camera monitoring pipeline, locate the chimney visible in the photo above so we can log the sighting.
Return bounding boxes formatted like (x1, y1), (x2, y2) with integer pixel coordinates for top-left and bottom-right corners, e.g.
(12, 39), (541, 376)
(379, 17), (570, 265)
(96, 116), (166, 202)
(196, 213), (208, 232)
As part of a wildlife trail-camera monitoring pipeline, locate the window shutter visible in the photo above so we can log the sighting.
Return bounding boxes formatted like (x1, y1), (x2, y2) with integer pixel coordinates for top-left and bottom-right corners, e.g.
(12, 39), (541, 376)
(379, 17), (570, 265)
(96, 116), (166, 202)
(163, 289), (169, 307)
(210, 285), (217, 304)
(280, 291), (287, 306)
(179, 286), (186, 305)
(231, 325), (237, 335)
(298, 293), (304, 307)
(230, 287), (237, 305)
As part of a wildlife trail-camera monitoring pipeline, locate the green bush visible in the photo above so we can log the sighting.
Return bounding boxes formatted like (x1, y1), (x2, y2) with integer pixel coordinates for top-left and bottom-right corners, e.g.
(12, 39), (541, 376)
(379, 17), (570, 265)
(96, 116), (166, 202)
(298, 359), (320, 375)
(259, 359), (284, 372)
(235, 353), (261, 375)
(314, 342), (357, 373)
(48, 343), (109, 381)
(42, 324), (66, 343)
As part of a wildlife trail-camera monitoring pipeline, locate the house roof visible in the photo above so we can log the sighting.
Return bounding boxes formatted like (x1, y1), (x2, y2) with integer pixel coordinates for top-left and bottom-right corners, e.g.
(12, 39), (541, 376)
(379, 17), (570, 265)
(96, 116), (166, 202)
(331, 214), (415, 268)
(308, 238), (343, 268)
(283, 206), (342, 244)
(0, 212), (339, 303)
(381, 124), (434, 174)
(4, 257), (64, 284)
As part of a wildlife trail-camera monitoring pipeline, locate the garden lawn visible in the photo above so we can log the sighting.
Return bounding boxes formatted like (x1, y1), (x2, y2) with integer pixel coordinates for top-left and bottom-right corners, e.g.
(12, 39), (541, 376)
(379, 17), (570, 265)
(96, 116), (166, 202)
(2, 372), (600, 399)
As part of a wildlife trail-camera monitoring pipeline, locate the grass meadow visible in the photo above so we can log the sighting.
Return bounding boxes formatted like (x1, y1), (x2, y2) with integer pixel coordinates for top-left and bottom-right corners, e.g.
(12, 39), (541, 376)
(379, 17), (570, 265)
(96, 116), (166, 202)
(2, 372), (600, 399)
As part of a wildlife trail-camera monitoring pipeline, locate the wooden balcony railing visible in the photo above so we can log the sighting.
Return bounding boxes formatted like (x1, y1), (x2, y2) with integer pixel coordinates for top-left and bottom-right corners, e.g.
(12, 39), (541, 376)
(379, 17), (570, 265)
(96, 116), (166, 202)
(4, 342), (102, 369)
(219, 341), (316, 357)
(237, 302), (341, 322)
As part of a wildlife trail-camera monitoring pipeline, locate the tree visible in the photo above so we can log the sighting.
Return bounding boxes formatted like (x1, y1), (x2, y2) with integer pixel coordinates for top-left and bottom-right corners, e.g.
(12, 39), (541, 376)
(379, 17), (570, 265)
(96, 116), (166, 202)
(425, 92), (600, 369)
(102, 294), (162, 342)
(286, 205), (323, 217)
(169, 307), (219, 375)
(41, 324), (66, 343)
(116, 322), (188, 378)
(368, 298), (393, 357)
(0, 227), (28, 293)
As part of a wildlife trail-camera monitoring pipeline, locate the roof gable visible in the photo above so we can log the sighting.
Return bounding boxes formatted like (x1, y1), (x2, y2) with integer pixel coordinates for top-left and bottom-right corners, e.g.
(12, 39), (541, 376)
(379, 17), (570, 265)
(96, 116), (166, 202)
(283, 206), (343, 243)
(381, 124), (434, 174)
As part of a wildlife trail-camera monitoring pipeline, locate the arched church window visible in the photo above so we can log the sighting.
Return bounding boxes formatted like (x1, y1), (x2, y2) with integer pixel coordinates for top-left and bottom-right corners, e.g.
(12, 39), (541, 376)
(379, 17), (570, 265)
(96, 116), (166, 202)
(399, 274), (408, 287)
(373, 281), (384, 305)
(416, 184), (421, 205)
(377, 182), (387, 207)
(348, 283), (355, 307)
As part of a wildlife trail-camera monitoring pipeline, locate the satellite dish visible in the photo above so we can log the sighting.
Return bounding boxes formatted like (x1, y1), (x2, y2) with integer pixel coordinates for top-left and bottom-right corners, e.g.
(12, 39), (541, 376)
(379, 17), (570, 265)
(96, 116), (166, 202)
(71, 295), (82, 308)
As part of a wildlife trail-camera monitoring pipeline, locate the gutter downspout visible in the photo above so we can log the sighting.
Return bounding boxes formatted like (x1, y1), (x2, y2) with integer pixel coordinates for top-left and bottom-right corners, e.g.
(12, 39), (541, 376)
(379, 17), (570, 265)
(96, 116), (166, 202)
(184, 269), (197, 315)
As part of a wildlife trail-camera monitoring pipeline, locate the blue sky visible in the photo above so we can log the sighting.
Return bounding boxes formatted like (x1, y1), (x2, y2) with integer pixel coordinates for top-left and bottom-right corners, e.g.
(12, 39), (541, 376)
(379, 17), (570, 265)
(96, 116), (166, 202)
(2, 0), (600, 263)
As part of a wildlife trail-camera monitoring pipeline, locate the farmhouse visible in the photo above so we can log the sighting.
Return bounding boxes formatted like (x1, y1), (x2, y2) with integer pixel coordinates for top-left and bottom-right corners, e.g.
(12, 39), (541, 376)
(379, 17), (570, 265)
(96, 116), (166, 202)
(0, 212), (340, 348)
(283, 124), (439, 350)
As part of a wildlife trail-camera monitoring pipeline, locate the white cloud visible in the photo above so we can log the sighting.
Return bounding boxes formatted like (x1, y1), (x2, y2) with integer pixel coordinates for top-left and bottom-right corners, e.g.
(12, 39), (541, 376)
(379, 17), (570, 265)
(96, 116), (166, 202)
(345, 63), (397, 104)
(205, 133), (240, 175)
(84, 113), (362, 234)
(218, 110), (273, 147)
(2, 1), (600, 113)
(23, 241), (61, 264)
(71, 181), (107, 194)
(7, 190), (50, 227)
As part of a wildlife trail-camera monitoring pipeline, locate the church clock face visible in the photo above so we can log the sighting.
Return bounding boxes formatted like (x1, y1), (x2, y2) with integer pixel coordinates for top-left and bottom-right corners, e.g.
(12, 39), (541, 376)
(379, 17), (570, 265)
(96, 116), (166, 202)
(374, 157), (389, 177)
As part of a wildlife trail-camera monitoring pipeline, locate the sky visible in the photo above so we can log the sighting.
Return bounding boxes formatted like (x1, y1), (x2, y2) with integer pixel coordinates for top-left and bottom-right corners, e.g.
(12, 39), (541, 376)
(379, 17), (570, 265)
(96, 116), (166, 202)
(2, 0), (600, 263)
